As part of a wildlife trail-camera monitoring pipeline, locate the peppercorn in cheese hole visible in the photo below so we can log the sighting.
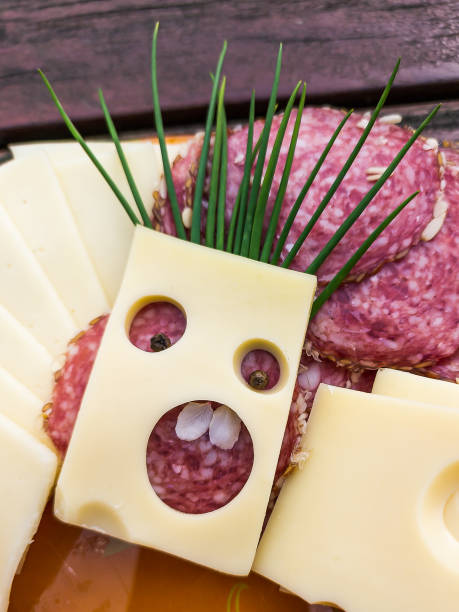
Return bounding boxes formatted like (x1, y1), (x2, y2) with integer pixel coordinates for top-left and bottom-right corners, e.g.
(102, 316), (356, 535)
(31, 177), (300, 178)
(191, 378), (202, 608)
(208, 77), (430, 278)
(127, 299), (186, 352)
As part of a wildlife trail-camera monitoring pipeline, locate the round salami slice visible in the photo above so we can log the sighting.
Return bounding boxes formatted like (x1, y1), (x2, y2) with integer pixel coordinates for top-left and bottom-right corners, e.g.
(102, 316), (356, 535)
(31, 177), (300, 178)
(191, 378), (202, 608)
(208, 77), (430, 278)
(47, 306), (373, 514)
(306, 148), (459, 369)
(162, 108), (441, 284)
(417, 349), (459, 384)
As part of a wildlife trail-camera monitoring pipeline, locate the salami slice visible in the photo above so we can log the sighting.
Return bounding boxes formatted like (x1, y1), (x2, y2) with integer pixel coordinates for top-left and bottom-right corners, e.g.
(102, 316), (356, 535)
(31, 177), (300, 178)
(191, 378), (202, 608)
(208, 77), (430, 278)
(47, 305), (374, 514)
(306, 148), (459, 369)
(417, 349), (459, 384)
(163, 108), (441, 284)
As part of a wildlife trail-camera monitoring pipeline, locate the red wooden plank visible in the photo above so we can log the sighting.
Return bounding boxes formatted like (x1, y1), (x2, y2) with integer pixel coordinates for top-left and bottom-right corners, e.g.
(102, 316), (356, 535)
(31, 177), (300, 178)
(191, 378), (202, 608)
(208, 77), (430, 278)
(1, 0), (459, 145)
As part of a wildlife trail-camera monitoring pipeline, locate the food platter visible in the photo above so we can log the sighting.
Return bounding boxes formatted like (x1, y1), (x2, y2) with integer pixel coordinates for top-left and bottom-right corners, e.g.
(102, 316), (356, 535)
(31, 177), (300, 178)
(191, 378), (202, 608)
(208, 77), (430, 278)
(1, 23), (458, 612)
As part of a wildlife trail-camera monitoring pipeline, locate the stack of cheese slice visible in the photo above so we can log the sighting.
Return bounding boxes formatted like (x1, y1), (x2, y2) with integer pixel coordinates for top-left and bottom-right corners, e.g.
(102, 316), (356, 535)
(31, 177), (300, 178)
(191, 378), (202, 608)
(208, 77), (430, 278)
(254, 369), (459, 612)
(0, 138), (189, 609)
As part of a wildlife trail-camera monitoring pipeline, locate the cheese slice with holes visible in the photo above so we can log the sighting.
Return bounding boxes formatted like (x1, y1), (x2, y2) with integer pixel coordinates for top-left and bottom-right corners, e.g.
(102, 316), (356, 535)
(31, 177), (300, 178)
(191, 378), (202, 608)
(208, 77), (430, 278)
(0, 367), (52, 448)
(0, 206), (77, 355)
(0, 305), (54, 402)
(254, 385), (459, 611)
(372, 368), (459, 408)
(55, 227), (316, 575)
(0, 154), (110, 327)
(47, 144), (175, 304)
(0, 413), (57, 612)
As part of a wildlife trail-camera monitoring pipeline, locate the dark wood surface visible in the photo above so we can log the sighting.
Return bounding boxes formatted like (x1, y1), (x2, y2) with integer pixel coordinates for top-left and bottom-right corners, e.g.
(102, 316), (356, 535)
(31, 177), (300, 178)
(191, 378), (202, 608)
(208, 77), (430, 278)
(1, 0), (459, 149)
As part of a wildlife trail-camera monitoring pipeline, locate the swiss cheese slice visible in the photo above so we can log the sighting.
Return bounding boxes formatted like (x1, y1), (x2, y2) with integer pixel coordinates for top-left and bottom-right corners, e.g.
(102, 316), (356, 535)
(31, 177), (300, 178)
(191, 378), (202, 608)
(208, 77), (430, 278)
(0, 413), (57, 612)
(0, 154), (110, 326)
(11, 139), (191, 304)
(254, 385), (459, 611)
(0, 305), (54, 402)
(49, 144), (165, 304)
(55, 227), (316, 575)
(0, 206), (77, 355)
(0, 367), (51, 447)
(373, 368), (459, 407)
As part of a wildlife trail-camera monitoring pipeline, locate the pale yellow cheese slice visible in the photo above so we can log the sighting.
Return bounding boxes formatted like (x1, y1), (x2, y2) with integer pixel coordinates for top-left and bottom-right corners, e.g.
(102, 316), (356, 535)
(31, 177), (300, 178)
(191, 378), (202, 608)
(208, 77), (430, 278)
(0, 206), (77, 355)
(0, 366), (52, 448)
(373, 368), (458, 408)
(0, 154), (110, 326)
(55, 227), (316, 575)
(0, 413), (57, 612)
(254, 385), (459, 611)
(0, 305), (53, 402)
(48, 144), (166, 304)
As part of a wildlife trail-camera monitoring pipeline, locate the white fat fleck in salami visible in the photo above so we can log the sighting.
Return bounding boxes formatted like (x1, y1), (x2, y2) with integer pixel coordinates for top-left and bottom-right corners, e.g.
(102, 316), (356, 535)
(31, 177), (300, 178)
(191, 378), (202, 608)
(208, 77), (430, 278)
(162, 108), (440, 284)
(307, 148), (459, 369)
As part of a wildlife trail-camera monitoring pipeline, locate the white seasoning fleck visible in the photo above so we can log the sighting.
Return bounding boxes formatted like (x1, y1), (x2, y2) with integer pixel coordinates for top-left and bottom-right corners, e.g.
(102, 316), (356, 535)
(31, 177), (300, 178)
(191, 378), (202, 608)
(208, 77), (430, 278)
(379, 113), (402, 125)
(423, 137), (439, 151)
(357, 118), (369, 129)
(181, 206), (193, 228)
(421, 213), (447, 241)
(175, 402), (213, 441)
(433, 198), (449, 218)
(209, 405), (241, 450)
(158, 178), (167, 200)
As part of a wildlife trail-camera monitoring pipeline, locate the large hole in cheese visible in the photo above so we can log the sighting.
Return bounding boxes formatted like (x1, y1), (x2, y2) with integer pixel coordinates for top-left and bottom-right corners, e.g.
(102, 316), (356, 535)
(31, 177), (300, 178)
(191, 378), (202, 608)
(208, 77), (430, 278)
(146, 402), (254, 515)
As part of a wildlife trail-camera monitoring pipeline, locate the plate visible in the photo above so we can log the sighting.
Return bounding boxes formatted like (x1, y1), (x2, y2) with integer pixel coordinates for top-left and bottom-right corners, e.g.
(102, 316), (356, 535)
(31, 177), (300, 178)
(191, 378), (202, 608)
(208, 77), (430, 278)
(9, 504), (314, 611)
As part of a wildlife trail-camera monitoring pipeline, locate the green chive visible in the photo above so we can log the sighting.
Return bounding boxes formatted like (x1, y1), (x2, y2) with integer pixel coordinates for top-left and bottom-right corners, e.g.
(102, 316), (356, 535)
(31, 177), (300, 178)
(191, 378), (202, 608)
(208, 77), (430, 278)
(151, 24), (186, 238)
(260, 82), (307, 262)
(98, 89), (153, 228)
(272, 108), (353, 266)
(206, 77), (226, 247)
(39, 70), (141, 226)
(228, 90), (256, 254)
(305, 103), (440, 275)
(240, 44), (283, 257)
(216, 106), (228, 250)
(280, 58), (401, 269)
(190, 41), (227, 243)
(248, 80), (302, 260)
(310, 191), (419, 318)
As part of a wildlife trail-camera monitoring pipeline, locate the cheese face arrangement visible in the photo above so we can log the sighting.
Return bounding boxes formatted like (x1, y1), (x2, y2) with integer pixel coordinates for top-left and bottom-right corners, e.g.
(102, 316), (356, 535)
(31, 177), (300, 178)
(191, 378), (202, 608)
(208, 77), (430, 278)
(55, 226), (316, 575)
(0, 413), (57, 612)
(254, 383), (459, 611)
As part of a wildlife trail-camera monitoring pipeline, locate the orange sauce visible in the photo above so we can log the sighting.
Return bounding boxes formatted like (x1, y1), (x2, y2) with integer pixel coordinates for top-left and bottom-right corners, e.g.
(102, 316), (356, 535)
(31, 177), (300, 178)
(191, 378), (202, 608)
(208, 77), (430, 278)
(10, 504), (311, 611)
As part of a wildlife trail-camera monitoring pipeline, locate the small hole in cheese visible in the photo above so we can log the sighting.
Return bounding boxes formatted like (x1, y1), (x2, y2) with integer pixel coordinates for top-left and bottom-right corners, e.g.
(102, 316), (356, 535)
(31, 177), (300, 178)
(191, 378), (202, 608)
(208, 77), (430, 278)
(241, 349), (280, 391)
(128, 299), (186, 352)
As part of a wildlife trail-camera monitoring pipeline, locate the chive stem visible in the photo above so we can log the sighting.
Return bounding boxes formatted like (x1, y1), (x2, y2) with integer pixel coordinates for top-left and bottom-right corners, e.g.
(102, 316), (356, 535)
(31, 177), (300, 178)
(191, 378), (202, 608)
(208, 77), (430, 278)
(305, 103), (440, 275)
(260, 82), (306, 262)
(280, 58), (401, 269)
(310, 191), (419, 318)
(248, 80), (302, 260)
(240, 44), (283, 257)
(191, 41), (227, 243)
(98, 89), (153, 228)
(39, 70), (141, 226)
(216, 106), (228, 250)
(227, 90), (256, 254)
(272, 109), (353, 266)
(151, 23), (186, 239)
(206, 77), (226, 247)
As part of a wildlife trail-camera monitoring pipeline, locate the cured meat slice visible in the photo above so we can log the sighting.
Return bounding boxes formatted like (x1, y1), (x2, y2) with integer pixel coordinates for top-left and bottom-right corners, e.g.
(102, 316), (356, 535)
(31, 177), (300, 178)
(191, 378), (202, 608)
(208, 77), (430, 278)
(162, 108), (440, 284)
(306, 148), (459, 369)
(417, 349), (459, 384)
(47, 305), (373, 514)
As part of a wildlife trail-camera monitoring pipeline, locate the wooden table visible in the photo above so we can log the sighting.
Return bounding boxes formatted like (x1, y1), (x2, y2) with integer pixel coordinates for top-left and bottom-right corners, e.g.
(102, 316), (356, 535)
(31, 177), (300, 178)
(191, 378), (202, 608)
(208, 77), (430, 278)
(1, 0), (459, 158)
(2, 2), (459, 610)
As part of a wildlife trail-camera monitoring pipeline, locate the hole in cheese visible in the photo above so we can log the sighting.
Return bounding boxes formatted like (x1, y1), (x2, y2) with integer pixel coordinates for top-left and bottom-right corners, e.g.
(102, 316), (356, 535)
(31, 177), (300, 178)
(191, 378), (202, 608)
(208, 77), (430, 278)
(126, 298), (186, 352)
(146, 402), (253, 515)
(234, 339), (287, 393)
